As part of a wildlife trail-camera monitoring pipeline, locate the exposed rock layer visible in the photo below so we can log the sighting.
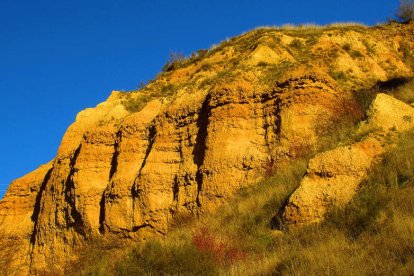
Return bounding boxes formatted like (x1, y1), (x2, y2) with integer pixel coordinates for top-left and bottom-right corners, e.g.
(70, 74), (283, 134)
(0, 22), (413, 274)
(283, 94), (414, 227)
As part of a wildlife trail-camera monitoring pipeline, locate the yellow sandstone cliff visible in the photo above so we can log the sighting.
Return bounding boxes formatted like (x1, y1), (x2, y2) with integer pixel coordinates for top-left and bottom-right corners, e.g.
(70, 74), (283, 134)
(1, 22), (414, 274)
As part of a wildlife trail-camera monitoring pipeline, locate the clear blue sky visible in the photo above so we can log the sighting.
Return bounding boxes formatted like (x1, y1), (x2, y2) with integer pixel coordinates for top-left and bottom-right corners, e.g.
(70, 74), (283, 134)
(0, 0), (399, 198)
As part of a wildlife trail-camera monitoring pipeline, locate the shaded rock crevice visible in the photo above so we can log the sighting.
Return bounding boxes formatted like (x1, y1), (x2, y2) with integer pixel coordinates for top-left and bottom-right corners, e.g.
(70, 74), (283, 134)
(137, 124), (157, 177)
(30, 167), (53, 244)
(63, 145), (86, 235)
(193, 94), (211, 207)
(109, 130), (122, 181)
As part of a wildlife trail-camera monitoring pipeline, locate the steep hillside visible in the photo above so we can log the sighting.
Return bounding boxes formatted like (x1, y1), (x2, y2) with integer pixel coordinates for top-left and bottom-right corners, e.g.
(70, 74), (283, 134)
(66, 127), (414, 275)
(1, 22), (414, 274)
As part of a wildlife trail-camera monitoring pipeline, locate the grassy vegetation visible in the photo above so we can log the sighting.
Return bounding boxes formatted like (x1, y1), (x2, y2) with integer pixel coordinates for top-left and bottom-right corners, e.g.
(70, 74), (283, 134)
(122, 92), (152, 113)
(74, 21), (414, 274)
(65, 121), (414, 275)
(342, 43), (364, 59)
(399, 41), (414, 71)
(329, 69), (347, 83)
(349, 77), (414, 120)
(198, 68), (237, 89)
(362, 39), (376, 55)
(265, 22), (367, 37)
(65, 158), (309, 275)
(122, 82), (178, 113)
(162, 49), (209, 72)
(389, 78), (414, 104)
(317, 98), (365, 151)
(260, 60), (295, 85)
(121, 19), (412, 114)
(274, 129), (414, 275)
(153, 21), (370, 82)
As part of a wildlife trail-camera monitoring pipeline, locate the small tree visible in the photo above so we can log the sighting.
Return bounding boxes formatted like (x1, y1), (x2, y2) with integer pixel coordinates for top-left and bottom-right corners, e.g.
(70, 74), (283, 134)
(396, 0), (414, 23)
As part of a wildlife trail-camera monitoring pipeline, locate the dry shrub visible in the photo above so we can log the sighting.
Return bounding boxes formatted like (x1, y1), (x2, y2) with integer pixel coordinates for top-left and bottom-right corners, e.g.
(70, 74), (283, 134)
(317, 97), (364, 151)
(65, 237), (121, 275)
(162, 51), (186, 72)
(192, 227), (245, 267)
(397, 0), (414, 23)
(288, 139), (315, 158)
(390, 78), (414, 104)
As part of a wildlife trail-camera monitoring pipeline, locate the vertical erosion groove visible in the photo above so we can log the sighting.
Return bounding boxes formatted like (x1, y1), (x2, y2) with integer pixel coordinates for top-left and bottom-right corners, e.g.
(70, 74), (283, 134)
(193, 94), (211, 207)
(172, 128), (186, 206)
(131, 123), (157, 224)
(98, 194), (106, 234)
(132, 124), (157, 195)
(137, 124), (157, 176)
(262, 94), (283, 173)
(100, 130), (122, 233)
(30, 167), (53, 244)
(274, 97), (282, 140)
(64, 145), (86, 236)
(109, 130), (122, 181)
(173, 175), (179, 203)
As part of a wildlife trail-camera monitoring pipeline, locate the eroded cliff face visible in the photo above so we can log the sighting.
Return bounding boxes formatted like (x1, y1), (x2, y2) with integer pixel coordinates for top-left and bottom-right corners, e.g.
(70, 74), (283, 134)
(282, 93), (414, 227)
(1, 22), (414, 274)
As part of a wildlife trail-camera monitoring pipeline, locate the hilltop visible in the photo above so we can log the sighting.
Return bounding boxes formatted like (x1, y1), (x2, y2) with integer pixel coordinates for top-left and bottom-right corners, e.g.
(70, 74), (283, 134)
(1, 21), (414, 275)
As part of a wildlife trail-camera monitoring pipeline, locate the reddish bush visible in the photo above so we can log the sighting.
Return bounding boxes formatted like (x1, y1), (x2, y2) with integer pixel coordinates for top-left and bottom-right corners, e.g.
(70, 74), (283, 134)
(192, 227), (245, 266)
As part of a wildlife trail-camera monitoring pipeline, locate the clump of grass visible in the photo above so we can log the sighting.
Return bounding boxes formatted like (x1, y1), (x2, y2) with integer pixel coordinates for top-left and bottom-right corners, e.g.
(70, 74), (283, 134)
(362, 39), (376, 55)
(257, 61), (270, 67)
(350, 49), (364, 58)
(122, 92), (151, 113)
(278, 24), (324, 37)
(162, 49), (209, 72)
(114, 239), (217, 275)
(195, 62), (213, 73)
(65, 238), (124, 275)
(260, 60), (294, 85)
(252, 22), (366, 37)
(290, 38), (304, 50)
(305, 35), (319, 46)
(399, 41), (414, 70)
(122, 82), (179, 113)
(199, 68), (236, 89)
(329, 69), (347, 83)
(389, 78), (414, 104)
(325, 22), (367, 30)
(342, 43), (351, 52)
(316, 97), (364, 150)
(342, 43), (364, 59)
(159, 83), (175, 96)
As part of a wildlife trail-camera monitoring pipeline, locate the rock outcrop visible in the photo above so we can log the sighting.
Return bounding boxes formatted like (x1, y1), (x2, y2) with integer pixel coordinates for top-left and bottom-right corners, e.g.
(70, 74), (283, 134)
(1, 22), (413, 274)
(282, 93), (414, 227)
